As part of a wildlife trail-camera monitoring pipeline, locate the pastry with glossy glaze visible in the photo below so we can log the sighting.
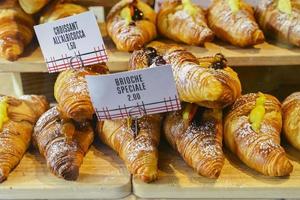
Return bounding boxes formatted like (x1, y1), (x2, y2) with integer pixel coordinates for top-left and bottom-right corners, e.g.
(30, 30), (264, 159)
(19, 0), (50, 14)
(224, 92), (293, 176)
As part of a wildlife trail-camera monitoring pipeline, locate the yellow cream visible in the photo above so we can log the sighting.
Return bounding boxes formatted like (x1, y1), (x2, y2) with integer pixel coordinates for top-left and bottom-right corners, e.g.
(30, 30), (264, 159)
(182, 0), (197, 16)
(227, 0), (240, 13)
(249, 92), (266, 132)
(120, 6), (132, 24)
(0, 97), (9, 131)
(278, 0), (292, 15)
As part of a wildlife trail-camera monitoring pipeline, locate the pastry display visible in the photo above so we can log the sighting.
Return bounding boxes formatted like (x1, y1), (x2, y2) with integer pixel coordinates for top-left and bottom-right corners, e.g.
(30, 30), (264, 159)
(106, 0), (157, 51)
(207, 0), (264, 47)
(224, 92), (293, 176)
(157, 0), (214, 46)
(282, 92), (300, 150)
(19, 0), (50, 14)
(256, 0), (300, 46)
(54, 64), (109, 122)
(0, 95), (49, 182)
(130, 41), (242, 108)
(0, 0), (35, 61)
(164, 103), (224, 178)
(33, 106), (94, 180)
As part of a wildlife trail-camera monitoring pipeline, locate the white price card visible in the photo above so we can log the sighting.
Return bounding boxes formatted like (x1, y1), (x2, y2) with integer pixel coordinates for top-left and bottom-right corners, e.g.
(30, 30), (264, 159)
(34, 11), (108, 73)
(86, 65), (181, 120)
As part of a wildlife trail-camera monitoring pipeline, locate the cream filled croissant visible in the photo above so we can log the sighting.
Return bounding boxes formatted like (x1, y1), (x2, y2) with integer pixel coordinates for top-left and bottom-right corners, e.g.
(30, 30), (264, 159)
(207, 0), (264, 47)
(282, 92), (300, 150)
(164, 103), (224, 178)
(33, 106), (94, 180)
(224, 92), (293, 176)
(19, 0), (50, 14)
(0, 95), (49, 182)
(0, 0), (35, 61)
(106, 0), (157, 51)
(157, 0), (214, 45)
(129, 42), (242, 108)
(256, 0), (300, 46)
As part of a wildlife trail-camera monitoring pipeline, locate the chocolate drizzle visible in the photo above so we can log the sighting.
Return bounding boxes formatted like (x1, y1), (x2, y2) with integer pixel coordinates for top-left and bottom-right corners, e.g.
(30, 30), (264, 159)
(211, 53), (227, 70)
(132, 6), (144, 21)
(145, 47), (167, 66)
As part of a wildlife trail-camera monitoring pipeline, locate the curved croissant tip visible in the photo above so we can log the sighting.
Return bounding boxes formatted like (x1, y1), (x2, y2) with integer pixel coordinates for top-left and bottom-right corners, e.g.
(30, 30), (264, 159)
(2, 42), (24, 61)
(271, 156), (293, 177)
(253, 30), (265, 45)
(61, 165), (79, 181)
(136, 167), (158, 183)
(0, 169), (7, 183)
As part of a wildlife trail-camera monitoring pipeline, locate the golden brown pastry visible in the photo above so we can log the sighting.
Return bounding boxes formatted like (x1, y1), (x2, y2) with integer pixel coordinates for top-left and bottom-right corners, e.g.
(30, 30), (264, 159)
(207, 0), (264, 47)
(256, 0), (300, 46)
(224, 92), (293, 176)
(106, 0), (157, 51)
(157, 0), (214, 45)
(129, 41), (242, 108)
(33, 106), (94, 180)
(19, 0), (50, 14)
(0, 95), (49, 182)
(164, 103), (224, 178)
(39, 2), (88, 24)
(0, 0), (35, 61)
(97, 115), (161, 182)
(54, 64), (109, 122)
(282, 92), (300, 150)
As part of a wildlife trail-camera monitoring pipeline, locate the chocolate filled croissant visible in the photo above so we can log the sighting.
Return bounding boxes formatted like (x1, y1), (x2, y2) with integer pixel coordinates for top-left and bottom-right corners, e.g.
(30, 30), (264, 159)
(33, 106), (94, 180)
(129, 42), (242, 108)
(157, 0), (214, 45)
(282, 92), (300, 150)
(97, 115), (161, 182)
(106, 0), (157, 51)
(224, 92), (293, 176)
(256, 0), (300, 46)
(0, 0), (35, 61)
(19, 0), (50, 14)
(0, 95), (49, 182)
(54, 64), (109, 122)
(207, 0), (264, 47)
(164, 103), (224, 178)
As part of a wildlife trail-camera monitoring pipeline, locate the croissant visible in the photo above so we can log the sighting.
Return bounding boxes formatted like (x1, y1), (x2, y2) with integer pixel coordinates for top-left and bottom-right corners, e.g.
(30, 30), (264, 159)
(224, 92), (293, 176)
(256, 0), (300, 46)
(54, 64), (109, 122)
(40, 2), (88, 24)
(164, 103), (224, 178)
(97, 114), (161, 182)
(282, 92), (300, 150)
(106, 0), (157, 51)
(33, 106), (94, 180)
(207, 0), (264, 47)
(157, 0), (214, 45)
(129, 41), (242, 108)
(0, 95), (49, 182)
(19, 0), (50, 14)
(0, 0), (35, 61)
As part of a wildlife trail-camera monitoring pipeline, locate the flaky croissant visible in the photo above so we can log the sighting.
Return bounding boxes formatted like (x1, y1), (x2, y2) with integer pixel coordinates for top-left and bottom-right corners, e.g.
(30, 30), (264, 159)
(106, 0), (157, 51)
(282, 92), (300, 150)
(97, 114), (161, 183)
(39, 2), (88, 24)
(207, 0), (264, 47)
(157, 0), (214, 45)
(224, 92), (293, 176)
(19, 0), (50, 14)
(129, 42), (242, 108)
(0, 95), (49, 182)
(0, 0), (35, 61)
(164, 103), (224, 178)
(33, 106), (94, 180)
(256, 0), (300, 46)
(54, 64), (109, 122)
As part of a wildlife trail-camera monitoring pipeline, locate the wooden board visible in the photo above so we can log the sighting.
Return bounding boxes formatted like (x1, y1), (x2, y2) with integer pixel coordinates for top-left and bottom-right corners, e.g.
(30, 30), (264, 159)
(0, 143), (131, 200)
(133, 142), (300, 199)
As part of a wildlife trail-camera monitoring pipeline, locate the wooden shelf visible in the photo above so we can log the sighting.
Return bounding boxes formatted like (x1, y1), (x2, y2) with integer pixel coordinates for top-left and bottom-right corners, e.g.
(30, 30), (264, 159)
(0, 143), (131, 200)
(133, 142), (300, 199)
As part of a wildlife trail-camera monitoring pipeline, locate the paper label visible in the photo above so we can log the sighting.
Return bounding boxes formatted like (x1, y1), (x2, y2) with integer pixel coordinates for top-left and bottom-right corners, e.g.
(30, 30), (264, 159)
(86, 65), (181, 120)
(34, 11), (108, 73)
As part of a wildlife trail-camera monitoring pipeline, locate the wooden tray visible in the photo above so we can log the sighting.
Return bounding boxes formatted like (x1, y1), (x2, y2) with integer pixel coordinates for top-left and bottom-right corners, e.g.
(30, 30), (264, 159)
(133, 142), (300, 199)
(0, 143), (131, 200)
